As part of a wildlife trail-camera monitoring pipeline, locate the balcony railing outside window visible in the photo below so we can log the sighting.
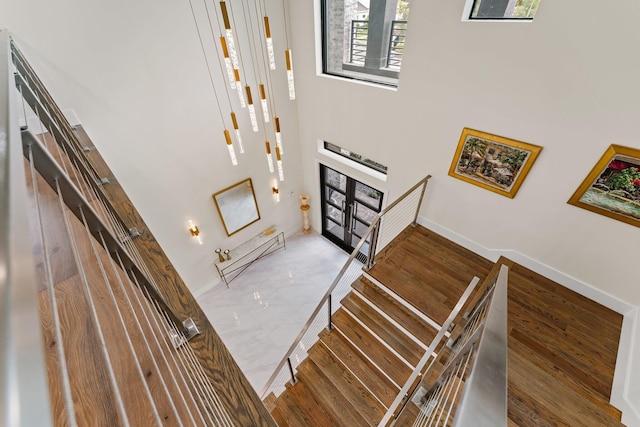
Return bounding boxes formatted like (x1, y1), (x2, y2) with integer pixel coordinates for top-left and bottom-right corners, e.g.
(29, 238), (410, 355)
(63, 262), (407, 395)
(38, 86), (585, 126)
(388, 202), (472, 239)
(324, 0), (411, 87)
(387, 20), (407, 68)
(349, 20), (368, 65)
(348, 20), (407, 69)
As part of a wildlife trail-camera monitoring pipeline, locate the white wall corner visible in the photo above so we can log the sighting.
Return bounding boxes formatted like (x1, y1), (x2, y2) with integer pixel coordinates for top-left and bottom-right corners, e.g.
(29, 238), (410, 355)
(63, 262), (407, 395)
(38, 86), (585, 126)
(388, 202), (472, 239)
(417, 215), (640, 424)
(615, 306), (640, 426)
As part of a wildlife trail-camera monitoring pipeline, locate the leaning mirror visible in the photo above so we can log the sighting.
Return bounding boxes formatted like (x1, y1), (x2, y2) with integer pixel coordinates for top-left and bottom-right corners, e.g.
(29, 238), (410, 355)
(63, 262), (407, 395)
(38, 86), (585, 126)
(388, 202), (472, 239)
(212, 178), (261, 236)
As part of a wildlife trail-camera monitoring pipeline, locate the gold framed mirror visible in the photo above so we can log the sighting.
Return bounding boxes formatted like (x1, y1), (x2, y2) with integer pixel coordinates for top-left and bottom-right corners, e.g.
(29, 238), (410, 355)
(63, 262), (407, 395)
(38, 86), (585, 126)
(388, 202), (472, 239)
(212, 178), (261, 236)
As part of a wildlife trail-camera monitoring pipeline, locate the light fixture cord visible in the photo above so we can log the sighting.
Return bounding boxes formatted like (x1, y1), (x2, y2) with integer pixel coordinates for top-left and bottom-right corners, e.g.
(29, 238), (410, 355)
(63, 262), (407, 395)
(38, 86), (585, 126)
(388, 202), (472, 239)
(203, 0), (234, 107)
(187, 0), (227, 127)
(225, 0), (251, 83)
(282, 0), (290, 49)
(257, 0), (279, 116)
(241, 0), (272, 139)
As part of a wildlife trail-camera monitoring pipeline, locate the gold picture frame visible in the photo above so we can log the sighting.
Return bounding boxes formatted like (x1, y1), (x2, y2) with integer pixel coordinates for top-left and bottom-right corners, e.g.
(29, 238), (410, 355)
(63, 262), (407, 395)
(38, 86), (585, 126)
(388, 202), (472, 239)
(568, 144), (640, 227)
(448, 128), (542, 198)
(212, 178), (261, 236)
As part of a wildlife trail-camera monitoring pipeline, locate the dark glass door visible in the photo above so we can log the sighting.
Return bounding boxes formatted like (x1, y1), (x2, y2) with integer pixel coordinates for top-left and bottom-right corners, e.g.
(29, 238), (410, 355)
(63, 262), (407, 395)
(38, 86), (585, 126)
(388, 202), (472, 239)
(320, 165), (383, 259)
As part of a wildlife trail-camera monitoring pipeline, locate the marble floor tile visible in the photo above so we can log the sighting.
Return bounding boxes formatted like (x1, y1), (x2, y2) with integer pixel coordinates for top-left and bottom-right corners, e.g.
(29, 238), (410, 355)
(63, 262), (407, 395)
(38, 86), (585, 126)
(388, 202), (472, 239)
(197, 232), (349, 393)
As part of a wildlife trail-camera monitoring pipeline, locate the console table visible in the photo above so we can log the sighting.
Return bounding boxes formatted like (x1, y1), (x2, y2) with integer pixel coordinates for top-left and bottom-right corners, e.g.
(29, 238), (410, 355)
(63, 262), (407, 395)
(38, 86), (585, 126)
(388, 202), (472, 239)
(215, 228), (286, 287)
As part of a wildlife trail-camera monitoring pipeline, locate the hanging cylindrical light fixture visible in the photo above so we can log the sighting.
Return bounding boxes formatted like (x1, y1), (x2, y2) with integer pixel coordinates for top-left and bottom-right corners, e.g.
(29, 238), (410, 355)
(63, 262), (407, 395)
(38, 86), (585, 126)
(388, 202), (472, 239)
(275, 146), (284, 181)
(274, 116), (283, 154)
(219, 2), (239, 70)
(263, 16), (276, 70)
(219, 37), (236, 89)
(285, 49), (295, 100)
(245, 86), (259, 132)
(230, 112), (244, 153)
(234, 69), (246, 107)
(224, 129), (238, 165)
(259, 84), (270, 123)
(265, 141), (275, 173)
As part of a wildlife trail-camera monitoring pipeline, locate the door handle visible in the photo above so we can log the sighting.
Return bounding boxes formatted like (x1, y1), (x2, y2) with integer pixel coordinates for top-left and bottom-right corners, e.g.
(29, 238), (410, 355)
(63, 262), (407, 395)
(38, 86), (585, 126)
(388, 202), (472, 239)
(340, 200), (346, 228)
(348, 203), (355, 231)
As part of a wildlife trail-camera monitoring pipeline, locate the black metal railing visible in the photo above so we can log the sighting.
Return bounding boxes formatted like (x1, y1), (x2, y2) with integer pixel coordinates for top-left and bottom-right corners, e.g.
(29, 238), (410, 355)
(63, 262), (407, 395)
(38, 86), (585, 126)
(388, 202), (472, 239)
(387, 20), (407, 68)
(349, 20), (368, 64)
(349, 20), (407, 69)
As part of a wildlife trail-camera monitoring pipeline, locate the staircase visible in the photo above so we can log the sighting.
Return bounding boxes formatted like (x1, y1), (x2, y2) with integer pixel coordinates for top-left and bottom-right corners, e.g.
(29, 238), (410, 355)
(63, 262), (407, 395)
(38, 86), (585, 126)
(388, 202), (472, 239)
(265, 225), (625, 426)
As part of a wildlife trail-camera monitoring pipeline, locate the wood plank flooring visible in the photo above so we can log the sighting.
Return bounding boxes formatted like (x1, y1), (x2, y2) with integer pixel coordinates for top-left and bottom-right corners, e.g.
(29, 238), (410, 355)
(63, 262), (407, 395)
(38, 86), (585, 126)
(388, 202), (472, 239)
(268, 225), (625, 427)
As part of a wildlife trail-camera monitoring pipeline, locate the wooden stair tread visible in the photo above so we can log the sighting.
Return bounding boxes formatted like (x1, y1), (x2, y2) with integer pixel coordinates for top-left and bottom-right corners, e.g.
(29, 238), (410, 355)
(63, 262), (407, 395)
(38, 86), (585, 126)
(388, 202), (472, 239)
(352, 276), (438, 347)
(269, 405), (288, 426)
(272, 380), (338, 427)
(296, 359), (371, 426)
(368, 227), (492, 324)
(319, 328), (398, 408)
(391, 398), (421, 426)
(341, 291), (424, 367)
(308, 341), (386, 425)
(332, 309), (412, 387)
(262, 392), (277, 412)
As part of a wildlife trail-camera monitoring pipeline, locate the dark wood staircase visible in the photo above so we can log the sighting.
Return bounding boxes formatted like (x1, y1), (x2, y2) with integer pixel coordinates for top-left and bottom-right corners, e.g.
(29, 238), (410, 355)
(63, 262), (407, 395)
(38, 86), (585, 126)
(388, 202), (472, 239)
(266, 226), (625, 426)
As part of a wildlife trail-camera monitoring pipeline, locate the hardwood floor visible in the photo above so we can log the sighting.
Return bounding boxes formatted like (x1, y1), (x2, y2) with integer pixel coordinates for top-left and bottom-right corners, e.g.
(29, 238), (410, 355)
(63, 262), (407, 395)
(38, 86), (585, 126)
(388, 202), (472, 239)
(267, 225), (625, 426)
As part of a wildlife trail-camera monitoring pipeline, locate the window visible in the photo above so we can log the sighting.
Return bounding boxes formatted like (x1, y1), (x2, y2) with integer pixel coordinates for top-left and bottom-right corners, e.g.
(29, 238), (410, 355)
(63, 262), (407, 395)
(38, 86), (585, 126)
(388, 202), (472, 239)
(469, 0), (540, 20)
(322, 0), (411, 87)
(324, 142), (388, 175)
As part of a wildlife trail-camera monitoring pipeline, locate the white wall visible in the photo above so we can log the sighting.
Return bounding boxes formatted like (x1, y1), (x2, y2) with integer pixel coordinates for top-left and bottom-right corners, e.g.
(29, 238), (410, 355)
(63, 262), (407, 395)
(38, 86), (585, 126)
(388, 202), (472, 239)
(1, 0), (303, 294)
(291, 0), (640, 307)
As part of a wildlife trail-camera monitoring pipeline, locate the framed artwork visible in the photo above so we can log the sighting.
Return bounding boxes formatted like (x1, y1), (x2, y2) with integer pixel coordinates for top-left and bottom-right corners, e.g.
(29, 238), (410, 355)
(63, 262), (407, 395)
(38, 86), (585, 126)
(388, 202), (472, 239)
(568, 144), (640, 227)
(448, 128), (543, 198)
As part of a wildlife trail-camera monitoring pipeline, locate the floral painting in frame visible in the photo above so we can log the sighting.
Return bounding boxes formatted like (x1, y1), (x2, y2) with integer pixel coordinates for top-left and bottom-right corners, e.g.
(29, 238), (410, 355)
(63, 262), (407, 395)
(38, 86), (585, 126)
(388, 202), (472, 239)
(568, 144), (640, 227)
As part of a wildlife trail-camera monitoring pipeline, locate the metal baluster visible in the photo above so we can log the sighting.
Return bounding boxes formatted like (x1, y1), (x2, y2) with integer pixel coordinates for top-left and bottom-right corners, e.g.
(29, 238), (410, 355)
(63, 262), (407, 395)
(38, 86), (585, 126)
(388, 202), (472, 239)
(27, 146), (77, 426)
(54, 179), (130, 427)
(130, 279), (208, 427)
(77, 206), (162, 425)
(97, 232), (183, 426)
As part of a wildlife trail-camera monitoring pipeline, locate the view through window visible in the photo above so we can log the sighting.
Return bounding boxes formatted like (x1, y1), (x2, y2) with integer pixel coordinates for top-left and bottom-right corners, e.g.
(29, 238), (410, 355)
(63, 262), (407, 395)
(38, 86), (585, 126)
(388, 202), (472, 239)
(470, 0), (541, 19)
(322, 0), (411, 87)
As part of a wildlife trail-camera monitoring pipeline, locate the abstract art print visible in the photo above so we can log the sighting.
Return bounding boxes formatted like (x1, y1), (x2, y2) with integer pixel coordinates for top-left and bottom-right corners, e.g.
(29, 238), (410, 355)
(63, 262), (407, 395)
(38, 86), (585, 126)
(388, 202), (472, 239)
(449, 128), (542, 198)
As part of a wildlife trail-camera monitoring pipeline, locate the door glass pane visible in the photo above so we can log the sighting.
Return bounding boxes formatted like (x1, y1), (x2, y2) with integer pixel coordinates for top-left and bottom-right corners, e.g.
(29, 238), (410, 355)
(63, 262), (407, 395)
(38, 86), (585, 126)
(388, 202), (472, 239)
(354, 202), (377, 226)
(326, 202), (342, 225)
(326, 219), (344, 240)
(326, 187), (345, 207)
(355, 182), (383, 210)
(352, 218), (370, 239)
(324, 167), (347, 192)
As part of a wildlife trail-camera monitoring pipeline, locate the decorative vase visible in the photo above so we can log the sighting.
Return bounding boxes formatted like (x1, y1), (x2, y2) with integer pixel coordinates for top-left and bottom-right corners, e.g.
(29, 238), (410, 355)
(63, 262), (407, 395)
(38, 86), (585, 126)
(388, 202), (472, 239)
(300, 195), (311, 234)
(224, 249), (231, 261)
(215, 248), (225, 263)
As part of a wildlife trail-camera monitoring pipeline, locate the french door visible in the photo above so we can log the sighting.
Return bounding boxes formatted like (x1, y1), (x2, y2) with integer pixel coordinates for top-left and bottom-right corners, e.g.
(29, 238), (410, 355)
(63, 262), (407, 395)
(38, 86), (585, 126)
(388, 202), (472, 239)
(320, 165), (383, 259)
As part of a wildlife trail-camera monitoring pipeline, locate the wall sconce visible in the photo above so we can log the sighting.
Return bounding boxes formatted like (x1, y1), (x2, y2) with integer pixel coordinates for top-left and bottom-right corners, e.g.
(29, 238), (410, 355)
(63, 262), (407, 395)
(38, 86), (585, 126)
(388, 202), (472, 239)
(188, 220), (203, 244)
(272, 179), (280, 202)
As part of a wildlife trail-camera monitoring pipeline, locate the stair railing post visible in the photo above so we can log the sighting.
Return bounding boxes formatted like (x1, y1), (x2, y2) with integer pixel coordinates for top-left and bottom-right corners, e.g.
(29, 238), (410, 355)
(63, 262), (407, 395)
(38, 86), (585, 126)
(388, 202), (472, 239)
(365, 219), (381, 271)
(328, 294), (333, 330)
(412, 178), (429, 226)
(286, 358), (297, 385)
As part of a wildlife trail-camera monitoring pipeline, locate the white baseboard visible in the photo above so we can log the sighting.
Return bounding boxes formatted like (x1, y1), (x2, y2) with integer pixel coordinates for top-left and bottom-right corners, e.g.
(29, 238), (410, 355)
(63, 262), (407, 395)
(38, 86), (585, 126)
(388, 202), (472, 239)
(417, 215), (632, 314)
